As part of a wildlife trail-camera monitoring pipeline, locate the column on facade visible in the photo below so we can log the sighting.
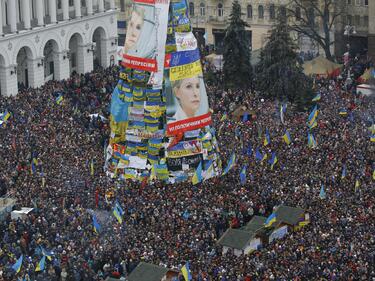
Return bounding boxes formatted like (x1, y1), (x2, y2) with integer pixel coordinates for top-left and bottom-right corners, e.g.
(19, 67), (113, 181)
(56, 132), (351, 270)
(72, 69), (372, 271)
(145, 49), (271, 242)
(0, 65), (19, 96)
(98, 0), (104, 12)
(7, 0), (17, 32)
(49, 0), (57, 23)
(62, 0), (69, 20)
(53, 52), (70, 80)
(27, 58), (44, 88)
(74, 0), (81, 18)
(0, 1), (3, 35)
(21, 0), (31, 29)
(36, 0), (44, 26)
(99, 38), (111, 68)
(109, 0), (115, 10)
(77, 44), (94, 74)
(86, 0), (93, 15)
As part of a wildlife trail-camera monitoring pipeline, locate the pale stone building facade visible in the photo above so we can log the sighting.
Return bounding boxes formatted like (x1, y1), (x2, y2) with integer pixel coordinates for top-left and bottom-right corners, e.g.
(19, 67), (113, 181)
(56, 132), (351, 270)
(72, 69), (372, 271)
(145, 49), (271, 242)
(0, 0), (118, 96)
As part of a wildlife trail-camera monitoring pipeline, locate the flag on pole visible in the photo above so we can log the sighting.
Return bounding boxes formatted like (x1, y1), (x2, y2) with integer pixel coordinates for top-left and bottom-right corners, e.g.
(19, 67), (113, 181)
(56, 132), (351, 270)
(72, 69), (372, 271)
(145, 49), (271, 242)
(255, 148), (263, 162)
(264, 213), (276, 227)
(319, 184), (326, 199)
(240, 166), (247, 185)
(282, 130), (291, 145)
(41, 247), (53, 261)
(12, 255), (23, 273)
(339, 108), (348, 115)
(0, 111), (11, 127)
(312, 93), (321, 102)
(92, 214), (101, 233)
(181, 262), (192, 281)
(242, 112), (249, 122)
(308, 132), (317, 148)
(90, 159), (94, 176)
(280, 103), (287, 124)
(222, 153), (236, 175)
(192, 162), (203, 185)
(35, 256), (46, 272)
(370, 134), (375, 142)
(263, 129), (270, 146)
(113, 206), (123, 224)
(55, 94), (64, 105)
(341, 165), (347, 179)
(269, 152), (278, 170)
(307, 105), (318, 128)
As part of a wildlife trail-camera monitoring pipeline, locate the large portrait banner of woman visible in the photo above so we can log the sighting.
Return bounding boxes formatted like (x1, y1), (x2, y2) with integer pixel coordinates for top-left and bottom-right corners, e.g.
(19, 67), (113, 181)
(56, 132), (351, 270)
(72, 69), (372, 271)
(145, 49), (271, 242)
(165, 72), (211, 135)
(122, 0), (158, 72)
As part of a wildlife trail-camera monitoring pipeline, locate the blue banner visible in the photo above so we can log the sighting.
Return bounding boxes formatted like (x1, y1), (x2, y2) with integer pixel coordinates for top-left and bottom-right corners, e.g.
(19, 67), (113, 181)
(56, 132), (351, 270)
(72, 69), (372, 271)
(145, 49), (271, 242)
(169, 48), (200, 67)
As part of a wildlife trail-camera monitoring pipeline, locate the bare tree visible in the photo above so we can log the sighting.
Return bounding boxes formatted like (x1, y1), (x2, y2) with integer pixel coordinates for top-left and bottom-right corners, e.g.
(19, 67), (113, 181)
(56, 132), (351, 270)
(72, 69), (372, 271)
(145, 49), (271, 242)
(286, 0), (345, 61)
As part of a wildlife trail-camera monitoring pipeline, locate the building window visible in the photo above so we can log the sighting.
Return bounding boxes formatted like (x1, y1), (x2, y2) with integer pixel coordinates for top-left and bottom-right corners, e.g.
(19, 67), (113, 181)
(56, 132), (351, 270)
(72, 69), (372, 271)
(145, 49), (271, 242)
(295, 7), (301, 20)
(364, 16), (368, 26)
(247, 5), (252, 19)
(81, 0), (86, 7)
(347, 0), (351, 4)
(189, 2), (194, 16)
(355, 15), (360, 26)
(280, 6), (286, 19)
(69, 0), (74, 6)
(307, 7), (315, 26)
(120, 0), (125, 12)
(269, 4), (275, 20)
(258, 5), (264, 19)
(200, 3), (205, 16)
(347, 15), (352, 25)
(57, 0), (62, 9)
(217, 3), (223, 17)
(364, 0), (368, 5)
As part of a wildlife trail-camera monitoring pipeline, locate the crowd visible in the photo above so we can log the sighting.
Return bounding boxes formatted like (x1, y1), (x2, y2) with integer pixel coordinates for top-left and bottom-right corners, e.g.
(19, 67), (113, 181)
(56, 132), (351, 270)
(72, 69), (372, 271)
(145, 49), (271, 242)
(0, 64), (374, 281)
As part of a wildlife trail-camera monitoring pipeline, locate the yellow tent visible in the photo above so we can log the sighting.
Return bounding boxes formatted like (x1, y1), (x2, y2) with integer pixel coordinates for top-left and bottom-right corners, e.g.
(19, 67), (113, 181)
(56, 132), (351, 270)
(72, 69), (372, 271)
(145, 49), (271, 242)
(303, 56), (342, 76)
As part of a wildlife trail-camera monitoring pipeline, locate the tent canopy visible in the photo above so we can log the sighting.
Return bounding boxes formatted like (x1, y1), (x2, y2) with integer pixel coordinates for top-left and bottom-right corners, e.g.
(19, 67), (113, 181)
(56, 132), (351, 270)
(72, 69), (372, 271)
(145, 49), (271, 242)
(303, 56), (342, 76)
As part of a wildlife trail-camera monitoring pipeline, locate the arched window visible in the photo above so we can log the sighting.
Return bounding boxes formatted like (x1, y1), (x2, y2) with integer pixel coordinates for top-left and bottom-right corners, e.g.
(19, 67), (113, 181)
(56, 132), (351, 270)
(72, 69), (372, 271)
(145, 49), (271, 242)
(258, 5), (264, 19)
(200, 3), (205, 16)
(247, 5), (252, 18)
(269, 4), (275, 20)
(189, 2), (194, 16)
(218, 3), (224, 17)
(295, 7), (301, 20)
(307, 7), (315, 26)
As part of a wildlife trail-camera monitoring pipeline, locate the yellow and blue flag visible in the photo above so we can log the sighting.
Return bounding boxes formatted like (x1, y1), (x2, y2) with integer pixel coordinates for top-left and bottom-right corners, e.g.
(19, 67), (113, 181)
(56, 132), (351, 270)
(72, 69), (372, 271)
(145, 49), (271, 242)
(264, 213), (276, 227)
(0, 111), (11, 127)
(240, 166), (247, 185)
(370, 134), (375, 142)
(319, 184), (326, 199)
(220, 112), (227, 122)
(255, 148), (263, 162)
(30, 158), (38, 175)
(113, 207), (123, 224)
(56, 94), (63, 105)
(282, 130), (291, 145)
(222, 153), (236, 175)
(181, 262), (192, 281)
(307, 105), (318, 128)
(192, 162), (203, 185)
(263, 129), (270, 146)
(308, 132), (317, 148)
(35, 256), (46, 272)
(269, 152), (278, 170)
(12, 255), (23, 273)
(242, 112), (249, 122)
(339, 108), (348, 115)
(92, 214), (101, 233)
(41, 247), (53, 261)
(341, 165), (347, 179)
(312, 93), (321, 102)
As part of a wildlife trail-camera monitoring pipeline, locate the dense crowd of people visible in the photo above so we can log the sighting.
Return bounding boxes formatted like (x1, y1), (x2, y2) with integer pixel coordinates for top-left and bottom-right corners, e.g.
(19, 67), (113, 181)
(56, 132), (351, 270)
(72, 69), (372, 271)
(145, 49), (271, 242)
(0, 64), (374, 281)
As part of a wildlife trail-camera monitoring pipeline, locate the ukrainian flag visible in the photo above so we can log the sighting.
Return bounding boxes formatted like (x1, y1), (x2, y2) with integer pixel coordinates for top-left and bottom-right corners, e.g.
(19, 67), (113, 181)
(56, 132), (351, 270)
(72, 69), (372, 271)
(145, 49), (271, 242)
(56, 94), (63, 105)
(370, 134), (375, 142)
(220, 112), (228, 121)
(35, 256), (46, 272)
(269, 152), (278, 170)
(113, 206), (123, 224)
(282, 130), (291, 145)
(192, 162), (203, 185)
(312, 93), (321, 102)
(264, 213), (276, 227)
(341, 165), (347, 179)
(263, 129), (270, 146)
(240, 166), (247, 185)
(255, 148), (263, 162)
(307, 105), (318, 128)
(12, 255), (23, 273)
(308, 132), (317, 148)
(181, 262), (192, 281)
(0, 111), (11, 126)
(222, 153), (236, 175)
(319, 184), (326, 199)
(41, 247), (53, 261)
(339, 108), (348, 115)
(92, 215), (101, 233)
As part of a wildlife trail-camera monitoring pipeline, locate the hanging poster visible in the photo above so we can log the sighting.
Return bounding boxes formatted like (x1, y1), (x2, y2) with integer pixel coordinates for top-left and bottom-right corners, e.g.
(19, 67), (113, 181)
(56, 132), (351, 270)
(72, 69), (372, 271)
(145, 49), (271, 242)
(167, 140), (202, 158)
